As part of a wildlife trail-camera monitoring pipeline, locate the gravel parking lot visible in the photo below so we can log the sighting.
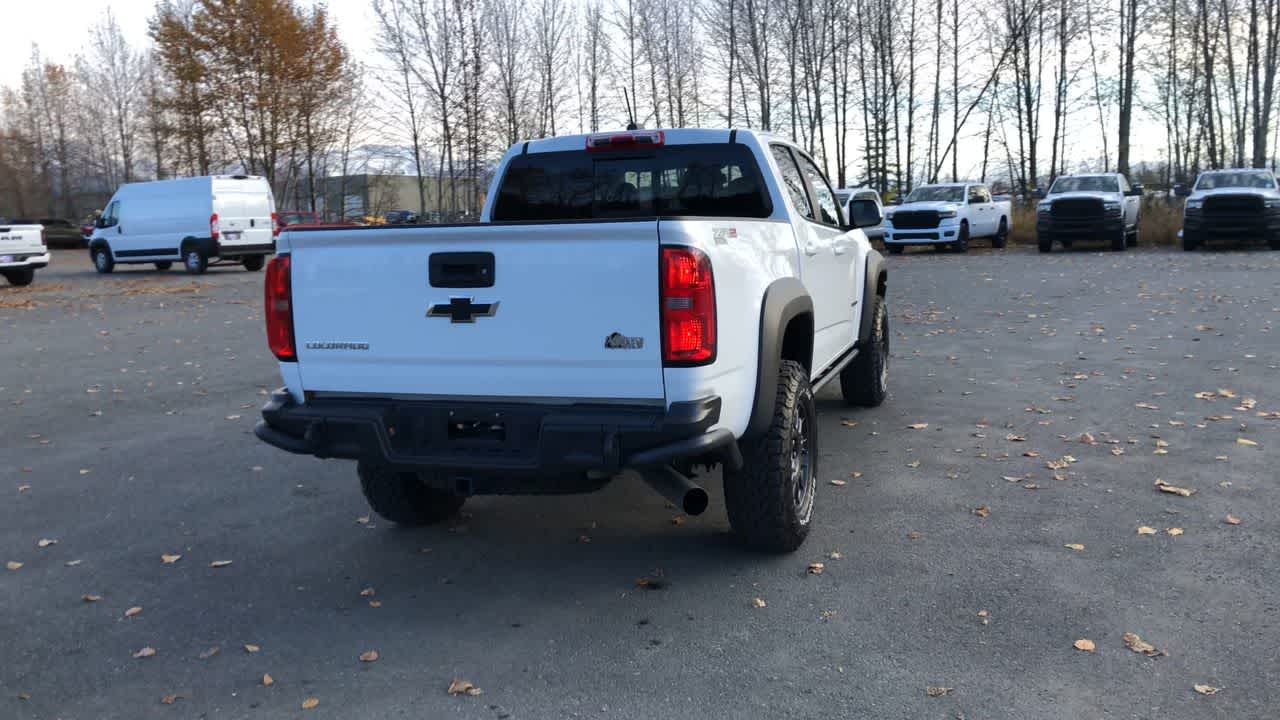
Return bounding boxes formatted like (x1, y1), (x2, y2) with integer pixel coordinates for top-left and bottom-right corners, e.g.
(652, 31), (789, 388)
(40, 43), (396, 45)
(3, 247), (1278, 719)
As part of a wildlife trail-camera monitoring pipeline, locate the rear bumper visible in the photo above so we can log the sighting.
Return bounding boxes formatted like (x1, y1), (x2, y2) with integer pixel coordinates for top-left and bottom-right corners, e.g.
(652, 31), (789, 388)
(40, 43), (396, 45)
(215, 241), (275, 258)
(255, 389), (740, 491)
(0, 252), (50, 269)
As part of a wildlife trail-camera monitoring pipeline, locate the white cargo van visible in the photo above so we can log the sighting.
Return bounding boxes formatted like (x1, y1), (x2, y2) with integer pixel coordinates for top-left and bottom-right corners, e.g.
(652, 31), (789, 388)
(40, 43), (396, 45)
(88, 175), (277, 274)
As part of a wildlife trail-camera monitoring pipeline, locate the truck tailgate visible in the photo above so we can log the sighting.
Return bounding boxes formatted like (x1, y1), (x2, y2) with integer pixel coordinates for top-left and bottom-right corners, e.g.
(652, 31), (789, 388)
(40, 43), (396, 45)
(287, 222), (666, 402)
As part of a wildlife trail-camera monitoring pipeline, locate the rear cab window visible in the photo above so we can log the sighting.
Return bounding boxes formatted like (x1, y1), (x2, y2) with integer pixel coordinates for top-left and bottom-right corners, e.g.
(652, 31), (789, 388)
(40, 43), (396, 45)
(492, 143), (772, 221)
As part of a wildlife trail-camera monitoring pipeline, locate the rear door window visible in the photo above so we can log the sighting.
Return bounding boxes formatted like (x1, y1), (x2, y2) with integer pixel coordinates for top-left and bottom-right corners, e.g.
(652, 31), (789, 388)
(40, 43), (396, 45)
(770, 146), (814, 221)
(493, 143), (771, 221)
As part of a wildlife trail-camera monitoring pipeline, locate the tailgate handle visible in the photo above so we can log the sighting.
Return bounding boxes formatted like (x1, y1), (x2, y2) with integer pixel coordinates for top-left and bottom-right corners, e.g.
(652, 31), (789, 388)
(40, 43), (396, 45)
(430, 252), (495, 288)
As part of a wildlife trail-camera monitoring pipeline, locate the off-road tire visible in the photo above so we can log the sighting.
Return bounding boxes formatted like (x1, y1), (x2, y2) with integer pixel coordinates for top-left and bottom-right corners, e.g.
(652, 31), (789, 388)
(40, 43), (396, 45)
(154, 261), (172, 271)
(953, 222), (970, 253)
(357, 461), (466, 526)
(1127, 221), (1139, 247)
(242, 255), (265, 272)
(92, 246), (115, 274)
(1268, 234), (1280, 251)
(724, 360), (817, 553)
(992, 218), (1008, 248)
(1038, 235), (1053, 253)
(841, 294), (888, 407)
(3, 268), (35, 286)
(1111, 227), (1127, 251)
(1182, 233), (1200, 251)
(183, 245), (208, 275)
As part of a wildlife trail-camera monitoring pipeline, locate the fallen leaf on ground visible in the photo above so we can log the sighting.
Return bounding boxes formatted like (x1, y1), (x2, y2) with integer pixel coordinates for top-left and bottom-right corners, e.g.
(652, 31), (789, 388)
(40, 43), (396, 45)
(1194, 684), (1219, 696)
(1236, 438), (1258, 447)
(840, 420), (859, 427)
(262, 673), (274, 686)
(64, 559), (81, 567)
(906, 460), (921, 468)
(359, 650), (379, 662)
(6, 561), (22, 571)
(359, 587), (376, 597)
(1079, 432), (1096, 444)
(302, 697), (320, 709)
(1136, 402), (1160, 410)
(82, 594), (102, 602)
(829, 478), (847, 486)
(634, 575), (666, 590)
(1155, 479), (1196, 497)
(752, 597), (767, 608)
(1224, 515), (1242, 525)
(197, 646), (220, 659)
(1005, 433), (1026, 442)
(1122, 632), (1163, 657)
(1064, 543), (1085, 551)
(972, 505), (991, 518)
(850, 471), (863, 479)
(160, 693), (180, 705)
(926, 686), (953, 697)
(1074, 638), (1096, 652)
(907, 531), (922, 540)
(670, 515), (686, 525)
(448, 679), (482, 696)
(1137, 526), (1157, 535)
(368, 600), (383, 608)
(1167, 527), (1184, 536)
(209, 560), (233, 568)
(244, 644), (260, 653)
(161, 554), (181, 564)
(124, 606), (143, 618)
(907, 423), (929, 430)
(36, 538), (57, 548)
(807, 562), (825, 575)
(133, 646), (156, 659)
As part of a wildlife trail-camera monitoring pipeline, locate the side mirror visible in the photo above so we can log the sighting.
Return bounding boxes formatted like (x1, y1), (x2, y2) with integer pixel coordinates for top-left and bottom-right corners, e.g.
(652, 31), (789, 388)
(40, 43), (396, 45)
(95, 217), (106, 228)
(1173, 183), (1190, 197)
(1129, 183), (1145, 197)
(846, 198), (882, 230)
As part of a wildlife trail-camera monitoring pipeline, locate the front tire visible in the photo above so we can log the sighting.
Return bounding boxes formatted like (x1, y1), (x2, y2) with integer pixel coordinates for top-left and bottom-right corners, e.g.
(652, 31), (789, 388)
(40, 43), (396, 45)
(1112, 226), (1127, 251)
(1182, 232), (1200, 251)
(154, 261), (172, 271)
(724, 360), (817, 553)
(992, 218), (1008, 248)
(1038, 235), (1053, 253)
(357, 462), (466, 526)
(242, 255), (265, 271)
(3, 268), (35, 286)
(841, 294), (888, 407)
(953, 222), (970, 253)
(92, 246), (115, 274)
(183, 246), (208, 274)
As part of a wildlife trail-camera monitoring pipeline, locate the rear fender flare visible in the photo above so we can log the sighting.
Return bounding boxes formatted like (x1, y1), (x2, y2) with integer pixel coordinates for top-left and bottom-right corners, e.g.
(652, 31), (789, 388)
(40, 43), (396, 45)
(744, 278), (814, 439)
(858, 250), (887, 346)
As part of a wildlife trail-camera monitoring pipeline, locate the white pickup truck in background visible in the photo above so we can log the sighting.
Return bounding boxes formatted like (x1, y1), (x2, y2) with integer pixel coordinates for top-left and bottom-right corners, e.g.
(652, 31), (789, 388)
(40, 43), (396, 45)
(1035, 173), (1143, 252)
(255, 128), (890, 552)
(0, 221), (50, 286)
(1181, 168), (1280, 251)
(882, 182), (1011, 253)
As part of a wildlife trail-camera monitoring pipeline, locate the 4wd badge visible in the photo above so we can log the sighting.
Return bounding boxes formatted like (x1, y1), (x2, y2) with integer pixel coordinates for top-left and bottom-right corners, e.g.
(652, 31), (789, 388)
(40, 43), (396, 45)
(604, 332), (644, 349)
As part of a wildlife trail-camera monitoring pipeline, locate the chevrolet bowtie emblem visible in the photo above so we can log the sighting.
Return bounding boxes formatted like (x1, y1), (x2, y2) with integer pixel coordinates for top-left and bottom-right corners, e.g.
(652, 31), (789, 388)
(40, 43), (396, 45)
(427, 297), (499, 323)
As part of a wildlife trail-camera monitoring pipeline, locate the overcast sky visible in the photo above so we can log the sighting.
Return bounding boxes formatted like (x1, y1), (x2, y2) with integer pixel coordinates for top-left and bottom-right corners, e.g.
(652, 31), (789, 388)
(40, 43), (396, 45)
(2, 0), (1165, 177)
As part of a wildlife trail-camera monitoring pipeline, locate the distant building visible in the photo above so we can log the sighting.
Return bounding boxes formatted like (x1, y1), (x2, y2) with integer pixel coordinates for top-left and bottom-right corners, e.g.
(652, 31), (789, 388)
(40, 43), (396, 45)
(315, 175), (486, 222)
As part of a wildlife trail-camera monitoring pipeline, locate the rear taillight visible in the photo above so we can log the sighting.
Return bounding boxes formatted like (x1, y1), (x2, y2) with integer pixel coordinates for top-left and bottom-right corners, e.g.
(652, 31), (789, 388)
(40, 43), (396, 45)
(40, 228), (47, 248)
(271, 211), (281, 238)
(210, 213), (220, 242)
(660, 246), (716, 365)
(265, 255), (296, 361)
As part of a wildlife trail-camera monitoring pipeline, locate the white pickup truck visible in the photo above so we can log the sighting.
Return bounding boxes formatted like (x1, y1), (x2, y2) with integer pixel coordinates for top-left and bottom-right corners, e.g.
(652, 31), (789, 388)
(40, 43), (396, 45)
(1035, 173), (1143, 252)
(255, 128), (890, 552)
(882, 182), (1011, 253)
(0, 221), (50, 286)
(1181, 168), (1280, 251)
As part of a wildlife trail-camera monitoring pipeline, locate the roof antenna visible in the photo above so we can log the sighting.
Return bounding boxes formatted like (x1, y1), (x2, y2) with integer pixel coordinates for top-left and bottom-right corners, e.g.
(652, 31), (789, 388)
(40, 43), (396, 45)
(623, 89), (639, 131)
